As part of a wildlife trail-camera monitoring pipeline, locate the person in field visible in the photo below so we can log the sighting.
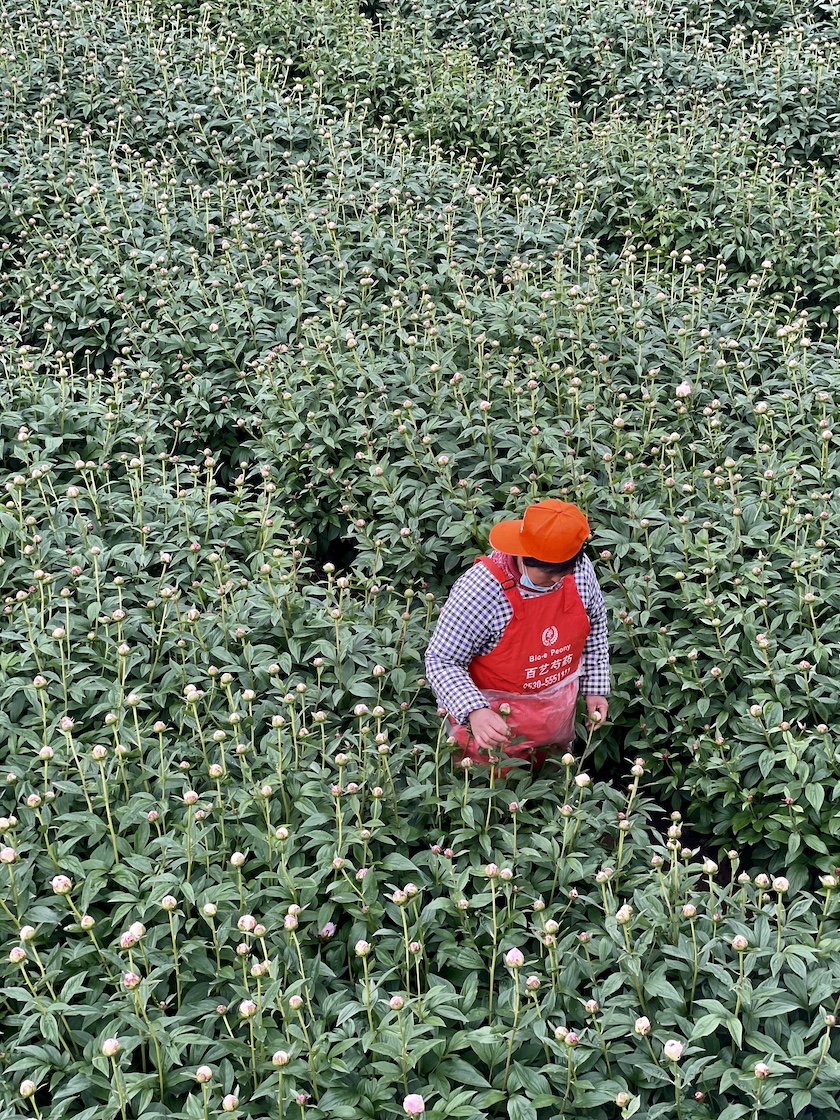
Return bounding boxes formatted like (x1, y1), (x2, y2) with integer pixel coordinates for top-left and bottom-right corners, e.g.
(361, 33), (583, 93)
(425, 499), (610, 767)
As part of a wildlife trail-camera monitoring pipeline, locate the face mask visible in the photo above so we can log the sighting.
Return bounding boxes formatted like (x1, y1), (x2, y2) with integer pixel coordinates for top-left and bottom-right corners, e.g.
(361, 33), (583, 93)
(520, 570), (555, 592)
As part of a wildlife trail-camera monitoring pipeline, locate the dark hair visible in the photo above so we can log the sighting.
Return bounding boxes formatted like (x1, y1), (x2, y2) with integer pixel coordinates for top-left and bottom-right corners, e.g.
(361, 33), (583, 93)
(522, 545), (585, 577)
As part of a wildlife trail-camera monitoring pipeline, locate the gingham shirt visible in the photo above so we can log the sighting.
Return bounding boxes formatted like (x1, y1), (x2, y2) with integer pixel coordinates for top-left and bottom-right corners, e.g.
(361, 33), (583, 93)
(426, 551), (610, 726)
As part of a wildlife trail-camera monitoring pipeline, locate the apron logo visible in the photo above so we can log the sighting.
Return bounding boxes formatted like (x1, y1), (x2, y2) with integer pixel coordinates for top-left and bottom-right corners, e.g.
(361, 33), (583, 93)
(541, 625), (558, 647)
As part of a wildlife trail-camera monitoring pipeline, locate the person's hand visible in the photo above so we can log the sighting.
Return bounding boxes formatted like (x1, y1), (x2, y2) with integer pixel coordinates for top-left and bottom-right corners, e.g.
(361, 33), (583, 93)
(467, 707), (511, 753)
(585, 695), (608, 725)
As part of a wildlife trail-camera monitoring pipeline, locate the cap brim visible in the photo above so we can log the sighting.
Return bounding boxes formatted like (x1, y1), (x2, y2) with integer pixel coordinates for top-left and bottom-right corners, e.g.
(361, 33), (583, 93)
(488, 518), (528, 556)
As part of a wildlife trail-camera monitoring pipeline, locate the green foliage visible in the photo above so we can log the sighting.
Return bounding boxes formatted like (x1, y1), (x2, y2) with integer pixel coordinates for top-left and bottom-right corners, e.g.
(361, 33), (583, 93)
(1, 0), (840, 1117)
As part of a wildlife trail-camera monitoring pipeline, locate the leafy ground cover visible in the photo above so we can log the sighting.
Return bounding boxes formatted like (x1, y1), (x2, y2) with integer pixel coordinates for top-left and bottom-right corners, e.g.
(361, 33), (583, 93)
(1, 0), (840, 1116)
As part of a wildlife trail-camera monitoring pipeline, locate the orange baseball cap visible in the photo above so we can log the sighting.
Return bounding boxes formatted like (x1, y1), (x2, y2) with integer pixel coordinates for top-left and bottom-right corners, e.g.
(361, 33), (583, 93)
(488, 499), (590, 563)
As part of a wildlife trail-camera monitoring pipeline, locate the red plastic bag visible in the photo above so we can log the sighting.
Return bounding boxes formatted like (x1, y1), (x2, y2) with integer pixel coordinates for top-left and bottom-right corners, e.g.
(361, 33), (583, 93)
(450, 672), (581, 766)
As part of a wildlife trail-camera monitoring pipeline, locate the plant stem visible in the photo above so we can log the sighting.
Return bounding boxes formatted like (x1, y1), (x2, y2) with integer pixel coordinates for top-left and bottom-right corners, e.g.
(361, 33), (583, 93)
(488, 879), (498, 1016)
(502, 974), (520, 1090)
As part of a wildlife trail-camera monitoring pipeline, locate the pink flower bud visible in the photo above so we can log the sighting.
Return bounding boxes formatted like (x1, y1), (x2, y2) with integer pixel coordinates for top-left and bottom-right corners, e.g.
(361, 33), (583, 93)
(754, 1062), (770, 1079)
(101, 1038), (120, 1057)
(123, 972), (141, 990)
(504, 947), (524, 968)
(222, 1094), (238, 1112)
(195, 1066), (212, 1083)
(403, 1094), (425, 1116)
(663, 1039), (684, 1061)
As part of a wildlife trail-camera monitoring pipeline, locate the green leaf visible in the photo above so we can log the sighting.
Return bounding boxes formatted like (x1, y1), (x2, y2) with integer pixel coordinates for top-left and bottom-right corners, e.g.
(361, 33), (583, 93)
(717, 1106), (750, 1120)
(792, 1089), (811, 1115)
(507, 1097), (538, 1120)
(805, 784), (825, 813)
(690, 1014), (722, 1040)
(725, 1016), (743, 1047)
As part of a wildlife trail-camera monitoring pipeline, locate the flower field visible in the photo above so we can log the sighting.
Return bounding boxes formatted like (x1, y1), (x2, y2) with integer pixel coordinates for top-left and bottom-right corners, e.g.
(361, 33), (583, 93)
(1, 0), (840, 1116)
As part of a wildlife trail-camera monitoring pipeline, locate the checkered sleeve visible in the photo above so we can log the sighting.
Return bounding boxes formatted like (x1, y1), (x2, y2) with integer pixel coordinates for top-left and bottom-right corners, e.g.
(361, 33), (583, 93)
(575, 554), (611, 696)
(424, 563), (511, 726)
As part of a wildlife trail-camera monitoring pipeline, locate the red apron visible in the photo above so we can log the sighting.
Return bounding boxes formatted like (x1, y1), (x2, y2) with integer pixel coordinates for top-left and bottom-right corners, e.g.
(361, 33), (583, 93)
(450, 555), (591, 766)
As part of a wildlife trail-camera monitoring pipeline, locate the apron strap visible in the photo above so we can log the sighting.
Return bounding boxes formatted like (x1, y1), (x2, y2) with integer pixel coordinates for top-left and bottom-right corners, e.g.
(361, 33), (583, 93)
(475, 555), (525, 620)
